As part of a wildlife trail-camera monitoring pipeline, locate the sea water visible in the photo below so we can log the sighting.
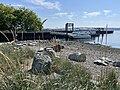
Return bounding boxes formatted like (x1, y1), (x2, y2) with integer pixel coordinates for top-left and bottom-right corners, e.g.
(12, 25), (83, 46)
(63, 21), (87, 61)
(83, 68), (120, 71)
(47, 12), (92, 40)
(89, 30), (120, 48)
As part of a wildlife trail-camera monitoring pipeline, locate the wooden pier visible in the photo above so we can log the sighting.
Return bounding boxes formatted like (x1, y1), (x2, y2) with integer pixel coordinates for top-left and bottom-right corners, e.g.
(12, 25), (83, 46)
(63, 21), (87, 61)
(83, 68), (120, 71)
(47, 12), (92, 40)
(0, 30), (114, 42)
(0, 32), (52, 42)
(96, 30), (113, 34)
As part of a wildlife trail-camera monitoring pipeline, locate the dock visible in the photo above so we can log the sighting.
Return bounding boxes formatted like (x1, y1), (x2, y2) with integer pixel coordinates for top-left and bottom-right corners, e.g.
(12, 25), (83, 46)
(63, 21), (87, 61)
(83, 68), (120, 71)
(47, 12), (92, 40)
(96, 30), (113, 34)
(0, 32), (52, 42)
(0, 32), (72, 42)
(0, 29), (114, 42)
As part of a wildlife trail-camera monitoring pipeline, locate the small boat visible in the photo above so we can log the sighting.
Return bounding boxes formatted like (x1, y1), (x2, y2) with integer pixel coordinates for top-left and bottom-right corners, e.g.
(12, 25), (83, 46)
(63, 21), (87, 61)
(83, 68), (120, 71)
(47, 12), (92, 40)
(69, 30), (91, 39)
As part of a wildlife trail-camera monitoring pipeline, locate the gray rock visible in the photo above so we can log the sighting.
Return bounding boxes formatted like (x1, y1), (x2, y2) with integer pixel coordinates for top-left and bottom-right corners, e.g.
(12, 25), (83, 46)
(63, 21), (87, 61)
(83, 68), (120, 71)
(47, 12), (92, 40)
(68, 52), (86, 62)
(29, 51), (52, 75)
(113, 62), (120, 67)
(44, 47), (59, 59)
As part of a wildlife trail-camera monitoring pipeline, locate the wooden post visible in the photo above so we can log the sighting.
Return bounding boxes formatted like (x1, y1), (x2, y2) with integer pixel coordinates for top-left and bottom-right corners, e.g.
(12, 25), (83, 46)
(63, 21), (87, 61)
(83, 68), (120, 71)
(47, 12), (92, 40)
(65, 23), (68, 41)
(72, 23), (74, 32)
(105, 24), (108, 45)
(22, 31), (23, 41)
(34, 32), (35, 41)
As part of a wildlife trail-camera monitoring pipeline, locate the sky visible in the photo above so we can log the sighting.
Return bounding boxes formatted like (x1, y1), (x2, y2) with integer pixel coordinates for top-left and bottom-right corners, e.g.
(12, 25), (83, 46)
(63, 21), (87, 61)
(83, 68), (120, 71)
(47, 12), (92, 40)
(1, 0), (120, 28)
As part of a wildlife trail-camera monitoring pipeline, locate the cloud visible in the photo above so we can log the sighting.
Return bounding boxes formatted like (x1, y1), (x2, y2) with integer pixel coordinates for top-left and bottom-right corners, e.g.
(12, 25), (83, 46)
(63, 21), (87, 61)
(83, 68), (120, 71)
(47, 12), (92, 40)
(103, 10), (112, 16)
(83, 11), (101, 18)
(55, 12), (74, 20)
(55, 12), (68, 17)
(10, 4), (24, 7)
(29, 0), (61, 10)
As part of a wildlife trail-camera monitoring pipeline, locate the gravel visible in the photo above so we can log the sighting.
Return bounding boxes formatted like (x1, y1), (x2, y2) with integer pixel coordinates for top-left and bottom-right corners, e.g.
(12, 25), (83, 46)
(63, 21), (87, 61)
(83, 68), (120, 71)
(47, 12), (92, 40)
(29, 40), (120, 80)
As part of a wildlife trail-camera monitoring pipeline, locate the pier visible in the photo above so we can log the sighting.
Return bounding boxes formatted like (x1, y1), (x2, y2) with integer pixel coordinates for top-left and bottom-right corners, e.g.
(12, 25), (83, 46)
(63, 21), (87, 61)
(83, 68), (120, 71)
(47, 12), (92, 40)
(0, 27), (114, 42)
(0, 32), (52, 42)
(96, 30), (113, 34)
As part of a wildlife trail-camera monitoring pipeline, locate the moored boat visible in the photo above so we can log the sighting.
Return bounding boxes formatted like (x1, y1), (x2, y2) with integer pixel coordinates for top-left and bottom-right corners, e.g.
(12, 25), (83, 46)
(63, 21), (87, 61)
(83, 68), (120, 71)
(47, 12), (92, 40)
(69, 30), (91, 39)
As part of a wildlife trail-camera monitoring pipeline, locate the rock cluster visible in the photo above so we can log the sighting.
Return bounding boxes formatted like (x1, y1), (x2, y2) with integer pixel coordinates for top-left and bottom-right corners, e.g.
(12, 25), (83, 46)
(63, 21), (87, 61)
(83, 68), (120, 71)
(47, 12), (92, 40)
(93, 57), (119, 67)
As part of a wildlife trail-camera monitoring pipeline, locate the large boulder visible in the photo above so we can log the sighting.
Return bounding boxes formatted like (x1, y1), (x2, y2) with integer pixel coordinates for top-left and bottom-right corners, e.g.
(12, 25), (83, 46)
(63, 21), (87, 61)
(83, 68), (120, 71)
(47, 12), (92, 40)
(29, 51), (52, 75)
(68, 52), (86, 62)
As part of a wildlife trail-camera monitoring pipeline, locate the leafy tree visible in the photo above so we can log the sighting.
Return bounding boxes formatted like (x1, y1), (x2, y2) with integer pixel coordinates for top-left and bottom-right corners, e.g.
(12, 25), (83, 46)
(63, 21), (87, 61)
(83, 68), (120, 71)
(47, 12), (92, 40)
(0, 4), (16, 31)
(0, 4), (45, 32)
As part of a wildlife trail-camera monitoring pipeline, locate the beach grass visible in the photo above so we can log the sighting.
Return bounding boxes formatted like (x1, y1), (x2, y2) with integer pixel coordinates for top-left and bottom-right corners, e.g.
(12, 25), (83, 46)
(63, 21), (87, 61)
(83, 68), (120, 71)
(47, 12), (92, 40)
(0, 42), (120, 90)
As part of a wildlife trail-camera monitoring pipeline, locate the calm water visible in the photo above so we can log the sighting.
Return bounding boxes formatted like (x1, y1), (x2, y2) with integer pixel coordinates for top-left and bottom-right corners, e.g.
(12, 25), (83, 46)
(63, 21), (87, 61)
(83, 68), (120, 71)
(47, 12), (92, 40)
(88, 30), (120, 48)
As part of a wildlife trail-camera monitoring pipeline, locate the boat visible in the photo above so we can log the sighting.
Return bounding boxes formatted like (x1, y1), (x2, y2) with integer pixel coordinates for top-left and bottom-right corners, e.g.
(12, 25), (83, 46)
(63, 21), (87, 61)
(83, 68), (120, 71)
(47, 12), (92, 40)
(69, 30), (91, 39)
(89, 30), (100, 37)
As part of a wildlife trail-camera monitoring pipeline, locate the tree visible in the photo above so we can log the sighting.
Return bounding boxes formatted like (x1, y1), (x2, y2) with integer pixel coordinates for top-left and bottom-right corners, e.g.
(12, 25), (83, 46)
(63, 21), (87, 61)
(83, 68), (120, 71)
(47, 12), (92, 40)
(0, 4), (45, 32)
(0, 4), (16, 31)
(13, 8), (40, 32)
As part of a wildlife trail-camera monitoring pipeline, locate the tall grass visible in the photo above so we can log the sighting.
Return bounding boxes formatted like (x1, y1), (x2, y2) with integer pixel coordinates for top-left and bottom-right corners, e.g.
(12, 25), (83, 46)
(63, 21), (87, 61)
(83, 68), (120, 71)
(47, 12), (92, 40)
(98, 68), (120, 90)
(0, 44), (36, 89)
(0, 43), (120, 90)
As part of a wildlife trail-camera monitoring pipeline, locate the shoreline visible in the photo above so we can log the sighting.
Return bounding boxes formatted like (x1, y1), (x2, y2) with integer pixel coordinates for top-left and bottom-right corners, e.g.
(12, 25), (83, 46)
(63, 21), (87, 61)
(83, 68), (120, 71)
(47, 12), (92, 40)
(28, 40), (120, 80)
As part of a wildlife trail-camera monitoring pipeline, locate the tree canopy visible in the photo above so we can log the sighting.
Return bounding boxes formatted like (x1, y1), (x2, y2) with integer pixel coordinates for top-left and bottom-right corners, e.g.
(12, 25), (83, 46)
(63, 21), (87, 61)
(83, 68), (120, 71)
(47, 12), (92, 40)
(0, 4), (45, 32)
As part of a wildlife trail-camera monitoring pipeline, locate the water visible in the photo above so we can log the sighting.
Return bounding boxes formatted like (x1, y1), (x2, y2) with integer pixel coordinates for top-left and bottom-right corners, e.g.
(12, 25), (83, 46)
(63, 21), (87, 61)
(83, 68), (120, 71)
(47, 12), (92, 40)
(87, 30), (120, 48)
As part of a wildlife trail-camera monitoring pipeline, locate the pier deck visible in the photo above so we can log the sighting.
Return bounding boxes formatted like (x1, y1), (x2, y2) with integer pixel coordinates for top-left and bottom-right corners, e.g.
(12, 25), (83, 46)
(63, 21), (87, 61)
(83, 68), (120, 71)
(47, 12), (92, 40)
(96, 30), (113, 34)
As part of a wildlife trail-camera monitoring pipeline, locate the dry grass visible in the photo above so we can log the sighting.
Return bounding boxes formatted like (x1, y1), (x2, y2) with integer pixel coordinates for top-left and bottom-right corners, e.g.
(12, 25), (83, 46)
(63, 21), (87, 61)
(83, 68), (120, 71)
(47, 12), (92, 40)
(0, 39), (120, 89)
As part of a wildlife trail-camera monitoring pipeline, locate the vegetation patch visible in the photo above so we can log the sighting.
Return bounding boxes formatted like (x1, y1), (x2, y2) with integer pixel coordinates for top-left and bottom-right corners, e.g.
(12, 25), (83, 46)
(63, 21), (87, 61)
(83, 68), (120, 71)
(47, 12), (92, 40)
(0, 44), (120, 90)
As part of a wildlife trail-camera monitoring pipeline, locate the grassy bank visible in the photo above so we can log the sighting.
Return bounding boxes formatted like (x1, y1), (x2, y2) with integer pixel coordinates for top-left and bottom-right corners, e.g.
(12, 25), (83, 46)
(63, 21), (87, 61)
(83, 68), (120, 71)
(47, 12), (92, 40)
(0, 43), (120, 90)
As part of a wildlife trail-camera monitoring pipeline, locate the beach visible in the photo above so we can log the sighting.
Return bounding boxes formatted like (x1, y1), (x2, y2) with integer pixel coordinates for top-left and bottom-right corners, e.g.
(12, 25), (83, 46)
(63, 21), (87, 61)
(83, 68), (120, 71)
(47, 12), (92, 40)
(29, 40), (120, 80)
(1, 40), (120, 89)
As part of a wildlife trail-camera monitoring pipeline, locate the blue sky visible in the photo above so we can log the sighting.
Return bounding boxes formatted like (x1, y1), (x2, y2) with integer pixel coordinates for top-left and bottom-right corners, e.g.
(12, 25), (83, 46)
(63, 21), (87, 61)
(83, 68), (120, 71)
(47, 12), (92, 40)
(1, 0), (120, 28)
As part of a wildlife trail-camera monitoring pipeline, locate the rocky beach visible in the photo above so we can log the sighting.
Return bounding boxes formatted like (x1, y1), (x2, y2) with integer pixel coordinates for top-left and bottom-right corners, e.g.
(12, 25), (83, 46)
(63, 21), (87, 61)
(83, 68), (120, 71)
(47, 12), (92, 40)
(1, 40), (120, 89)
(29, 40), (120, 80)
